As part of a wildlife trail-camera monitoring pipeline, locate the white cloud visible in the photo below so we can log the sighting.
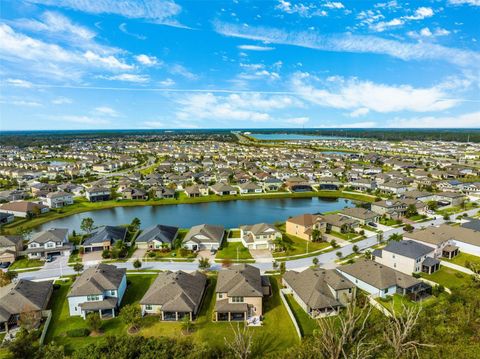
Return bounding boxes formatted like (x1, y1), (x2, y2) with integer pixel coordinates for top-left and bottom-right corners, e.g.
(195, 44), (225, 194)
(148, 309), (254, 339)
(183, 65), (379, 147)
(5, 99), (42, 107)
(176, 92), (299, 122)
(119, 23), (146, 40)
(143, 121), (165, 128)
(83, 51), (133, 70)
(390, 111), (480, 128)
(349, 108), (370, 117)
(406, 7), (434, 20)
(213, 21), (480, 68)
(101, 73), (150, 83)
(324, 2), (344, 9)
(62, 115), (110, 125)
(291, 72), (461, 113)
(52, 97), (73, 105)
(169, 64), (197, 80)
(275, 0), (328, 18)
(93, 106), (119, 117)
(237, 45), (275, 51)
(135, 54), (159, 66)
(371, 18), (404, 32)
(448, 0), (480, 5)
(5, 79), (33, 88)
(284, 116), (309, 125)
(26, 0), (182, 23)
(159, 78), (175, 86)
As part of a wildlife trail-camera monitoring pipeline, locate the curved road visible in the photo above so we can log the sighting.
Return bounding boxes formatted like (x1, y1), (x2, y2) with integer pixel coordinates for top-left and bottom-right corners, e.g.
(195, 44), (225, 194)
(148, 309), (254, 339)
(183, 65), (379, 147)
(17, 208), (479, 281)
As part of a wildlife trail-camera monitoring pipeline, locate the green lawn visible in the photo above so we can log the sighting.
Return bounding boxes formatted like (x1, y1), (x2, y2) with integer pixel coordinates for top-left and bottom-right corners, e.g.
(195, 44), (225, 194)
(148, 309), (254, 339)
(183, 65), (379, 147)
(8, 257), (44, 270)
(329, 231), (359, 240)
(273, 224), (331, 258)
(284, 294), (318, 336)
(140, 276), (299, 355)
(442, 252), (480, 267)
(216, 241), (253, 260)
(45, 274), (156, 355)
(419, 267), (471, 289)
(228, 229), (241, 238)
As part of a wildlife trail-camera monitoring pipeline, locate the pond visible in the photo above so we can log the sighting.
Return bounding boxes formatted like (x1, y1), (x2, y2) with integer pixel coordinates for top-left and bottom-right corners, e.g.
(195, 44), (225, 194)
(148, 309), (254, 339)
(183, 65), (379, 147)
(249, 133), (354, 141)
(37, 197), (354, 231)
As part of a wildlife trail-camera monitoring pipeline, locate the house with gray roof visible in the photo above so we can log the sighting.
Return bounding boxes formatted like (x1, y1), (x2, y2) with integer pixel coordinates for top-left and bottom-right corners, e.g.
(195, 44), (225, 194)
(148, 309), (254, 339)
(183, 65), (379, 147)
(214, 264), (270, 322)
(67, 263), (127, 319)
(0, 279), (53, 333)
(336, 259), (431, 300)
(0, 235), (23, 264)
(136, 224), (179, 250)
(26, 228), (72, 259)
(373, 240), (439, 275)
(183, 224), (225, 251)
(140, 271), (207, 320)
(239, 223), (280, 250)
(283, 268), (355, 318)
(82, 226), (127, 252)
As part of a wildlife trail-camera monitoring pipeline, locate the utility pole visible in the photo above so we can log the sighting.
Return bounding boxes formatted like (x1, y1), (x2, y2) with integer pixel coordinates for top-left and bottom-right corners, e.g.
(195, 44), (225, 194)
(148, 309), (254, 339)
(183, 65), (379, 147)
(236, 246), (239, 262)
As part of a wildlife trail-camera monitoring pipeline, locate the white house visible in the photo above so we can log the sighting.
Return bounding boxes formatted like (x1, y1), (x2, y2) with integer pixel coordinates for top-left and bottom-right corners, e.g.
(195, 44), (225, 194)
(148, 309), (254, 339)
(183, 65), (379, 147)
(26, 228), (72, 259)
(183, 224), (225, 251)
(239, 223), (280, 250)
(42, 191), (74, 208)
(67, 264), (127, 319)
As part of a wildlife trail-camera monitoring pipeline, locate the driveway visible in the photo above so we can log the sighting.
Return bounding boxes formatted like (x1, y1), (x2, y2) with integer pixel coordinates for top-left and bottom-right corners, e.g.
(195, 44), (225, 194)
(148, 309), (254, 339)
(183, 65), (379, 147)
(82, 251), (103, 264)
(197, 250), (215, 260)
(249, 249), (273, 262)
(131, 248), (147, 260)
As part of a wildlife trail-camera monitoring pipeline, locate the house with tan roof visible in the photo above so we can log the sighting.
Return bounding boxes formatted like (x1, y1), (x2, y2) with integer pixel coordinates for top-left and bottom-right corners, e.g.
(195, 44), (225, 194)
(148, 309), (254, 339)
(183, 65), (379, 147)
(0, 201), (49, 218)
(140, 271), (207, 320)
(286, 213), (326, 241)
(214, 264), (271, 322)
(283, 268), (355, 318)
(0, 235), (23, 264)
(67, 263), (127, 319)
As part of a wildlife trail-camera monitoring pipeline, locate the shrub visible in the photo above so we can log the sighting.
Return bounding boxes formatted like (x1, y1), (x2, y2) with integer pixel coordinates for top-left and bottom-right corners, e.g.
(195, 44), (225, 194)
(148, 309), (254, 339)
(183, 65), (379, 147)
(66, 328), (90, 337)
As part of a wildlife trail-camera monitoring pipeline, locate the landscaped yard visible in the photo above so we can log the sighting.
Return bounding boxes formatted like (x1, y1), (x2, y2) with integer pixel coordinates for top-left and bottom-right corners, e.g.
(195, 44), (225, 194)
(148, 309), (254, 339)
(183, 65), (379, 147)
(8, 257), (44, 270)
(46, 273), (298, 356)
(284, 294), (318, 336)
(442, 252), (480, 267)
(216, 241), (253, 260)
(420, 266), (472, 289)
(329, 231), (359, 241)
(376, 294), (436, 315)
(273, 224), (331, 258)
(228, 229), (241, 238)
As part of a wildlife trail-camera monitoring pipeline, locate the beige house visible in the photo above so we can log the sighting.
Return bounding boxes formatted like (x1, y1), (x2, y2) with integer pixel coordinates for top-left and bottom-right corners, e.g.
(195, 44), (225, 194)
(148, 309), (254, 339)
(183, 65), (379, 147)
(286, 213), (326, 241)
(0, 235), (23, 264)
(214, 264), (271, 322)
(239, 223), (281, 250)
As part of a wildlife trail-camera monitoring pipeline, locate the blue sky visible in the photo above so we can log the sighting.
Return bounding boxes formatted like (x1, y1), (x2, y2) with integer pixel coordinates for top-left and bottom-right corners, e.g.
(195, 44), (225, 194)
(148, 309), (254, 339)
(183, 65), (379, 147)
(0, 0), (479, 130)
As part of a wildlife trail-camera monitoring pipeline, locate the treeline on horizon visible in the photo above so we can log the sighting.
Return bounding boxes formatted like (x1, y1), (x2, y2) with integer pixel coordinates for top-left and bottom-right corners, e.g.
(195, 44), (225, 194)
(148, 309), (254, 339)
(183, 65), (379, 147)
(0, 128), (478, 147)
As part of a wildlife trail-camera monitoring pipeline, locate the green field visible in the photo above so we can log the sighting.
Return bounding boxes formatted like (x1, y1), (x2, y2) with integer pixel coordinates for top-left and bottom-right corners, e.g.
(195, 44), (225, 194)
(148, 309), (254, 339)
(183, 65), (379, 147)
(284, 294), (318, 336)
(8, 257), (44, 270)
(273, 224), (331, 258)
(216, 241), (253, 260)
(442, 252), (480, 268)
(420, 267), (471, 289)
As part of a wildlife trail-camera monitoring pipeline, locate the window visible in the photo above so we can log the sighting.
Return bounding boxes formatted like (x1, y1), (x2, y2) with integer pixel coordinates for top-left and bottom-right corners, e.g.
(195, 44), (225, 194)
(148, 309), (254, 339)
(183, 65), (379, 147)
(218, 293), (223, 299)
(231, 296), (244, 303)
(110, 290), (116, 296)
(87, 295), (100, 301)
(145, 305), (153, 310)
(384, 288), (389, 294)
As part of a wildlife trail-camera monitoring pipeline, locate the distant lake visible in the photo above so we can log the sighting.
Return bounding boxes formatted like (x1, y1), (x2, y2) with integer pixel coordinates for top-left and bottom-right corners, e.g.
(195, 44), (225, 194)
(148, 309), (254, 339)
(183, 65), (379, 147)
(250, 133), (353, 141)
(37, 197), (354, 232)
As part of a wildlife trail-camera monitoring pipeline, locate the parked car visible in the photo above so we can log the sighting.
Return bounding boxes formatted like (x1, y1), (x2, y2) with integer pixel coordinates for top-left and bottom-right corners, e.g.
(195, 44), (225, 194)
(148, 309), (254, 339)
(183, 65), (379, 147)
(368, 222), (378, 228)
(45, 256), (54, 263)
(0, 262), (11, 269)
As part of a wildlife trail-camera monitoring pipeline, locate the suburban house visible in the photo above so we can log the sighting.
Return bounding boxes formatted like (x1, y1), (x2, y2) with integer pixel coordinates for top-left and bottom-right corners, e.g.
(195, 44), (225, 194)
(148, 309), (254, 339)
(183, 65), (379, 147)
(324, 214), (359, 233)
(85, 187), (110, 202)
(286, 213), (326, 241)
(371, 199), (427, 219)
(0, 201), (49, 218)
(26, 228), (72, 259)
(0, 279), (53, 333)
(0, 212), (14, 226)
(42, 191), (74, 208)
(140, 271), (207, 320)
(283, 267), (355, 318)
(182, 224), (225, 251)
(82, 226), (127, 252)
(236, 182), (263, 194)
(67, 263), (127, 319)
(377, 182), (409, 195)
(214, 264), (271, 321)
(336, 259), (431, 300)
(340, 207), (380, 225)
(210, 183), (238, 196)
(0, 235), (23, 264)
(372, 240), (439, 275)
(184, 185), (208, 197)
(404, 224), (480, 257)
(136, 224), (179, 250)
(239, 223), (281, 250)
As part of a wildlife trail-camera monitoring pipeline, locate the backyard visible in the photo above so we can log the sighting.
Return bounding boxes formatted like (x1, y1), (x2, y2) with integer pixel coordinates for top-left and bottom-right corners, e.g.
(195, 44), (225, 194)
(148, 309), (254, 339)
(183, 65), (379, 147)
(273, 224), (331, 258)
(284, 294), (318, 336)
(442, 252), (480, 267)
(44, 273), (298, 356)
(419, 266), (472, 289)
(216, 241), (253, 260)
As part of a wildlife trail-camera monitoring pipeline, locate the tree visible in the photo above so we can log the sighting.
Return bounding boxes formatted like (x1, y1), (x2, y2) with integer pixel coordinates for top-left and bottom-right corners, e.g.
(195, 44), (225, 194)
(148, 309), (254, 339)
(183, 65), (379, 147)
(376, 232), (384, 244)
(198, 257), (210, 270)
(133, 259), (142, 269)
(427, 200), (438, 211)
(19, 306), (41, 330)
(73, 262), (84, 275)
(311, 228), (321, 242)
(405, 204), (418, 218)
(120, 304), (141, 333)
(336, 251), (343, 259)
(330, 239), (339, 248)
(0, 270), (17, 287)
(388, 233), (403, 242)
(224, 323), (254, 359)
(130, 217), (141, 232)
(42, 343), (65, 359)
(314, 297), (379, 359)
(222, 258), (233, 268)
(280, 261), (286, 275)
(181, 316), (194, 334)
(6, 328), (41, 359)
(384, 304), (433, 359)
(80, 217), (94, 233)
(86, 312), (102, 334)
(312, 257), (319, 267)
(352, 245), (359, 254)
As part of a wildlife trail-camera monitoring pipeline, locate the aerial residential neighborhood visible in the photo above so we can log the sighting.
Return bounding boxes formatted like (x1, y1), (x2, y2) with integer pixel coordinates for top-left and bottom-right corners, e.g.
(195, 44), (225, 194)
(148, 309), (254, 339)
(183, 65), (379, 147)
(1, 0), (480, 358)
